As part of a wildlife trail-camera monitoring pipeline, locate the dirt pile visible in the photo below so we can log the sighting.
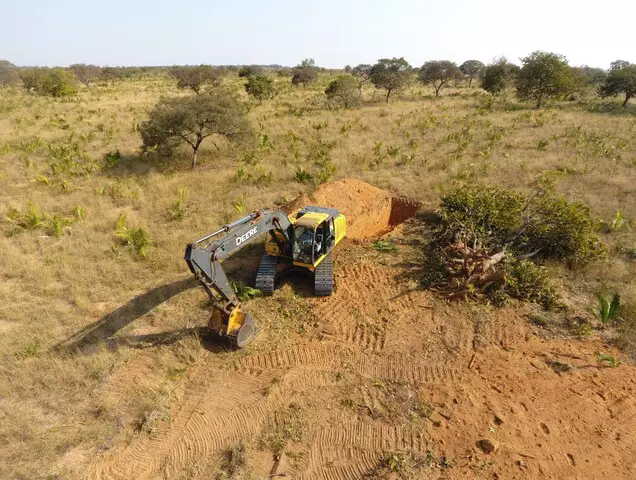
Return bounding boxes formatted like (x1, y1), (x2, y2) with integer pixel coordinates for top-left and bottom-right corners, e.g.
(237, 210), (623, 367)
(285, 178), (421, 239)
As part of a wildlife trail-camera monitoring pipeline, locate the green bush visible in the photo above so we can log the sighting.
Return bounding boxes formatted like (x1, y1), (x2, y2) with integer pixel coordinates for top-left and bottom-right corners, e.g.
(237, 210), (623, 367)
(20, 68), (77, 97)
(500, 260), (560, 310)
(438, 185), (525, 243)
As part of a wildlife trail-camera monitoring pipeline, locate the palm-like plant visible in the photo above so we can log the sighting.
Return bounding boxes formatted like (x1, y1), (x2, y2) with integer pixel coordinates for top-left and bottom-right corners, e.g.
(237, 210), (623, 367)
(593, 293), (620, 327)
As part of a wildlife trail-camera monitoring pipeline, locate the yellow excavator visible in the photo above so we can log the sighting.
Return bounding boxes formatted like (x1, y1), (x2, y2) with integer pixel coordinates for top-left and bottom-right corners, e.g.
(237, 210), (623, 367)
(185, 206), (346, 347)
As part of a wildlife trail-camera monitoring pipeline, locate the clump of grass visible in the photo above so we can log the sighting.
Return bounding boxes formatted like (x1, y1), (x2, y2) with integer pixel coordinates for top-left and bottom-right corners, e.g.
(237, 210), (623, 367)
(598, 353), (620, 368)
(115, 213), (152, 258)
(294, 167), (313, 184)
(17, 342), (40, 359)
(372, 239), (397, 253)
(6, 202), (80, 238)
(593, 293), (620, 328)
(167, 186), (187, 221)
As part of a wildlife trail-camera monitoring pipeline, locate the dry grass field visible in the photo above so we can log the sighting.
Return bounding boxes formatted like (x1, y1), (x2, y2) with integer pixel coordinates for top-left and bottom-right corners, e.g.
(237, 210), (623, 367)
(2, 73), (636, 479)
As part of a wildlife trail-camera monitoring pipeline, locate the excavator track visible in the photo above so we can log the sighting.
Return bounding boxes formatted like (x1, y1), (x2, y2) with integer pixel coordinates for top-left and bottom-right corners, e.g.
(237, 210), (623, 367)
(314, 252), (333, 296)
(255, 254), (278, 295)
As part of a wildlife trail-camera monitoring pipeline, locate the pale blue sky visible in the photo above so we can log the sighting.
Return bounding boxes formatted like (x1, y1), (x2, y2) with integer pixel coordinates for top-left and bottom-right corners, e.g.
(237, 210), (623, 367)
(1, 0), (632, 69)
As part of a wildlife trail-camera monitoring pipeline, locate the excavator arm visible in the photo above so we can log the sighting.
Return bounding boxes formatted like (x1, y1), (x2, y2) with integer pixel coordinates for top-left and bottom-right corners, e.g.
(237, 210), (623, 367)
(185, 209), (292, 347)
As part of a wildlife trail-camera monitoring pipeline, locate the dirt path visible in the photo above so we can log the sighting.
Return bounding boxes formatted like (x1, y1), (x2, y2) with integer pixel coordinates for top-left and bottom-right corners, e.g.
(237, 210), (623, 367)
(85, 255), (636, 479)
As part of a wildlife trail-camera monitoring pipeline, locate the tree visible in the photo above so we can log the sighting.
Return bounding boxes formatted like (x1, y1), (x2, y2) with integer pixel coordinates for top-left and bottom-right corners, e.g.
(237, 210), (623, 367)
(599, 60), (636, 107)
(351, 64), (372, 94)
(140, 89), (253, 168)
(100, 67), (122, 84)
(170, 65), (221, 94)
(0, 60), (20, 86)
(238, 65), (262, 78)
(481, 62), (509, 98)
(245, 75), (276, 104)
(515, 51), (574, 108)
(325, 75), (360, 108)
(419, 60), (461, 97)
(69, 64), (101, 87)
(291, 68), (317, 86)
(299, 58), (316, 69)
(20, 68), (77, 97)
(369, 57), (412, 103)
(459, 60), (485, 87)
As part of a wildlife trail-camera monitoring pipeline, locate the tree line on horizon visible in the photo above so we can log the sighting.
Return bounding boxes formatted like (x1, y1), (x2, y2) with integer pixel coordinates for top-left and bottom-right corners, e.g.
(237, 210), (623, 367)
(1, 52), (635, 109)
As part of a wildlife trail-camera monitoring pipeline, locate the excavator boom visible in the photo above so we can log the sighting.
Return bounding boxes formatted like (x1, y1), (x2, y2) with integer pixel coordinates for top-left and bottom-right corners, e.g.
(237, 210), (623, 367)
(185, 209), (292, 347)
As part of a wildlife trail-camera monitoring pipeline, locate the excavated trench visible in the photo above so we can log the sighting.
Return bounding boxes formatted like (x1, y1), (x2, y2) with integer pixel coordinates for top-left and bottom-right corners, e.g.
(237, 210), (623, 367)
(285, 178), (421, 238)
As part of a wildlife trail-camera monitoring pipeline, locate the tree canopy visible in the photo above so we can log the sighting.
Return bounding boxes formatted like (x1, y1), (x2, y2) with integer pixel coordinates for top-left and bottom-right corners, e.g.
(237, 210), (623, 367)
(170, 65), (221, 94)
(419, 60), (461, 96)
(245, 75), (276, 104)
(291, 68), (317, 86)
(599, 60), (636, 107)
(459, 60), (485, 87)
(140, 89), (253, 168)
(20, 68), (77, 97)
(351, 64), (372, 93)
(369, 57), (412, 103)
(69, 64), (101, 87)
(325, 75), (360, 108)
(515, 51), (573, 108)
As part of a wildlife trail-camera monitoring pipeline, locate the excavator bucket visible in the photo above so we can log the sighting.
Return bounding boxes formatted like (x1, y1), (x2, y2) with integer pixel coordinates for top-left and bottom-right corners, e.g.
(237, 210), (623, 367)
(209, 305), (259, 348)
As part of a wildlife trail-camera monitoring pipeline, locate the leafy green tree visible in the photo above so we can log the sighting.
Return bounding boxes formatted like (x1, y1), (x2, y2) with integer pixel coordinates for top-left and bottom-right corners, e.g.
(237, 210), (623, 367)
(515, 51), (574, 108)
(299, 58), (316, 69)
(459, 60), (485, 87)
(170, 65), (221, 94)
(0, 60), (20, 86)
(325, 75), (360, 108)
(140, 89), (253, 168)
(369, 57), (412, 103)
(599, 60), (636, 107)
(245, 75), (276, 104)
(69, 64), (102, 87)
(481, 58), (514, 100)
(20, 68), (77, 97)
(352, 64), (372, 93)
(419, 60), (461, 96)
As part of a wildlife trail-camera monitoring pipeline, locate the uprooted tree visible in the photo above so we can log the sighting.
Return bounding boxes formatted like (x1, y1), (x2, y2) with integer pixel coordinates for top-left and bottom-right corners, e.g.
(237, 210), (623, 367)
(369, 57), (412, 103)
(599, 60), (636, 107)
(140, 88), (253, 168)
(422, 183), (606, 308)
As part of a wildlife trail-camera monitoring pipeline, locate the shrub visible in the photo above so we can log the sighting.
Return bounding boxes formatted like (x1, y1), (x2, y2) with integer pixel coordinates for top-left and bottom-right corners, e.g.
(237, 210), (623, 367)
(115, 213), (152, 258)
(238, 65), (262, 78)
(325, 75), (360, 108)
(500, 260), (560, 310)
(20, 68), (77, 97)
(244, 75), (276, 104)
